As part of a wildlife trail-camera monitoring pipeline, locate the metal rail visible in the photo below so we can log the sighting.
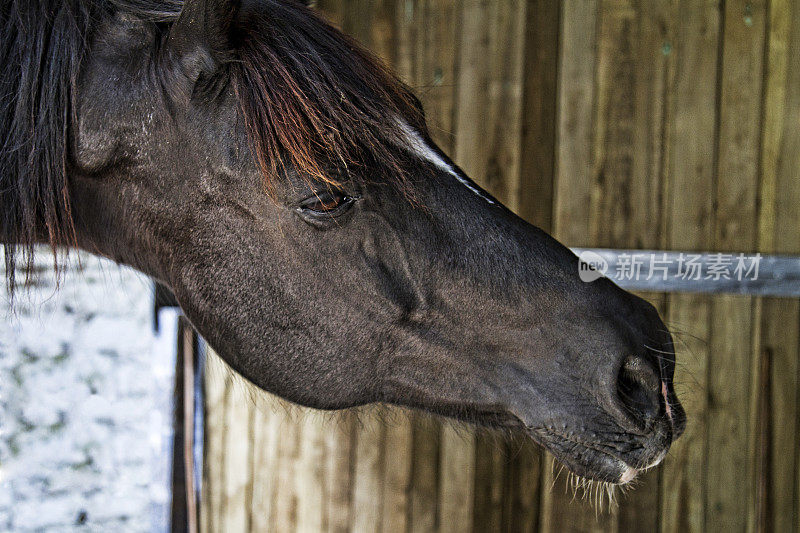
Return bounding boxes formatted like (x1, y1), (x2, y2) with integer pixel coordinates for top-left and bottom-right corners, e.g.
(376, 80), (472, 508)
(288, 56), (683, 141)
(571, 248), (800, 297)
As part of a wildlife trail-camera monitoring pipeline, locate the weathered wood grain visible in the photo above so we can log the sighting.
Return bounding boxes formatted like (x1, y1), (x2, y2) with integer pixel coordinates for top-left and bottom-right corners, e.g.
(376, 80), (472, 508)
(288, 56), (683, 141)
(552, 0), (599, 248)
(472, 433), (505, 532)
(295, 415), (327, 532)
(248, 402), (280, 532)
(658, 1), (721, 531)
(409, 414), (440, 533)
(517, 0), (559, 232)
(199, 4), (800, 532)
(437, 424), (474, 533)
(380, 410), (413, 533)
(757, 1), (800, 530)
(201, 351), (229, 533)
(351, 410), (386, 533)
(707, 1), (766, 530)
(501, 435), (541, 533)
(325, 411), (356, 533)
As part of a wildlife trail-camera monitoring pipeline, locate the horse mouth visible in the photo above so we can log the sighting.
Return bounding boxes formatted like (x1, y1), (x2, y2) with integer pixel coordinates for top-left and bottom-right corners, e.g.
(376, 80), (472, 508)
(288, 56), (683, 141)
(525, 378), (682, 485)
(529, 428), (671, 485)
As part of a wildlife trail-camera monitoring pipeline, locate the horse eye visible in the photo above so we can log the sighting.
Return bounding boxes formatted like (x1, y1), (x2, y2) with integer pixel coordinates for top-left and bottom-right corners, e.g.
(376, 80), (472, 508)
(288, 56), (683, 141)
(299, 191), (353, 215)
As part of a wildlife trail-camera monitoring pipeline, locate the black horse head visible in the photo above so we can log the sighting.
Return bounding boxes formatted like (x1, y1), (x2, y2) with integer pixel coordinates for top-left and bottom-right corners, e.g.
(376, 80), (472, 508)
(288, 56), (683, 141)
(0, 0), (684, 484)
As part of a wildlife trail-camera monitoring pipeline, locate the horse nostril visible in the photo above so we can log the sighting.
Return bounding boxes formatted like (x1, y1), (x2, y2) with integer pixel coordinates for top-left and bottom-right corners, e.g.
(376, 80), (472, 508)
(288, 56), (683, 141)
(617, 356), (662, 426)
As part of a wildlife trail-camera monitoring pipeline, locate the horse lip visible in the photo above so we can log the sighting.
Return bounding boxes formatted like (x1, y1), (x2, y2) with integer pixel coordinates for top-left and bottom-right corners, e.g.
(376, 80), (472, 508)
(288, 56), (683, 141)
(526, 423), (673, 485)
(618, 448), (668, 484)
(619, 466), (638, 484)
(525, 427), (631, 484)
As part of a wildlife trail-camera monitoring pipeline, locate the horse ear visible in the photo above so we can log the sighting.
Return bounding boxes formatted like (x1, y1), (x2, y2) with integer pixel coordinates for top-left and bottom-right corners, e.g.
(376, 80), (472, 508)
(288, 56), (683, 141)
(166, 0), (240, 83)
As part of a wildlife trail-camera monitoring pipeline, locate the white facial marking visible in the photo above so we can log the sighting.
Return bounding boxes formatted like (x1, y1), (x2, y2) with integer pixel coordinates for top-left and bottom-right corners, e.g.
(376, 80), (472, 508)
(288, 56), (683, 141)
(398, 121), (496, 205)
(619, 466), (638, 484)
(620, 448), (667, 485)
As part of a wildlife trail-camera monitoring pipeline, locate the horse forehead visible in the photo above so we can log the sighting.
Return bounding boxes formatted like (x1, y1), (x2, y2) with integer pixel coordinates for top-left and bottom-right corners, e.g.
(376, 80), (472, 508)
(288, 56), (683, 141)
(398, 122), (495, 205)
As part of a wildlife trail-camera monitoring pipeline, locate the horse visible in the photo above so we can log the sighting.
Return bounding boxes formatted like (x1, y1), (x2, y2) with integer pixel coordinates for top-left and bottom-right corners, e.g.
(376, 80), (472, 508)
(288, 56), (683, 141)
(0, 0), (685, 486)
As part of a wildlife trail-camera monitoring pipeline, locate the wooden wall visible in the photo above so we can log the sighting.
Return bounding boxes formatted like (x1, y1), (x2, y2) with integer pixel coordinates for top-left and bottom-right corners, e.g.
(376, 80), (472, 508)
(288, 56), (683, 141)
(202, 1), (800, 531)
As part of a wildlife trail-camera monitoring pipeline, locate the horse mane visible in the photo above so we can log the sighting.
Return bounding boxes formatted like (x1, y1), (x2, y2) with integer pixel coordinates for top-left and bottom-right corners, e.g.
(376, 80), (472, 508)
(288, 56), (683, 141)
(1, 0), (426, 289)
(230, 1), (427, 190)
(1, 0), (95, 288)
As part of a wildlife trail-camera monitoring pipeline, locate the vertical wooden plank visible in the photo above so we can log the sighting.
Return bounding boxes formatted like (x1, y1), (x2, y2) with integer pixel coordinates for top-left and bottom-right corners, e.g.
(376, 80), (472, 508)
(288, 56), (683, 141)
(271, 409), (301, 532)
(588, 0), (640, 248)
(386, 4), (452, 532)
(758, 299), (799, 531)
(409, 414), (440, 533)
(446, 0), (526, 527)
(503, 438), (541, 533)
(342, 0), (396, 66)
(774, 4), (800, 525)
(628, 3), (674, 251)
(472, 433), (505, 532)
(248, 404), (280, 532)
(220, 380), (252, 532)
(483, 0), (527, 210)
(757, 0), (792, 253)
(296, 415), (327, 533)
(757, 1), (800, 530)
(713, 0), (765, 252)
(517, 0), (560, 231)
(796, 332), (800, 533)
(452, 0), (526, 208)
(314, 0), (345, 28)
(417, 0), (459, 153)
(172, 323), (199, 533)
(438, 424), (474, 533)
(706, 296), (755, 530)
(381, 410), (413, 533)
(658, 1), (722, 531)
(451, 0), (490, 180)
(388, 4), (461, 530)
(325, 411), (356, 533)
(351, 410), (386, 533)
(706, 1), (766, 530)
(201, 351), (229, 533)
(552, 0), (599, 247)
(441, 0), (524, 528)
(587, 0), (671, 247)
(660, 294), (711, 533)
(485, 12), (550, 526)
(549, 3), (637, 528)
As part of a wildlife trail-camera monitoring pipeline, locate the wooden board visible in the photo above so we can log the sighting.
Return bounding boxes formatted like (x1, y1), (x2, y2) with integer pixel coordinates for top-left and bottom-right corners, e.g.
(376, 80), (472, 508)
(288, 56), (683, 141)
(199, 3), (800, 532)
(756, 0), (800, 529)
(706, 1), (766, 530)
(657, 1), (721, 531)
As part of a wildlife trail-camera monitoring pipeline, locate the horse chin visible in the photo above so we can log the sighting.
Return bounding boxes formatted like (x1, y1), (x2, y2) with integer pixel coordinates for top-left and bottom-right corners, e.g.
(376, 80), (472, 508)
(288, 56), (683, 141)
(529, 430), (655, 486)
